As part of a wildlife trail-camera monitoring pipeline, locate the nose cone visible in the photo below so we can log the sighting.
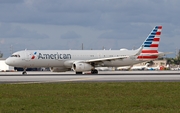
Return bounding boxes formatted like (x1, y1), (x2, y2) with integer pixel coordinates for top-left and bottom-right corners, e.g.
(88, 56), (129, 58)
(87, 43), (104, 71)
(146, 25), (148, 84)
(5, 58), (12, 66)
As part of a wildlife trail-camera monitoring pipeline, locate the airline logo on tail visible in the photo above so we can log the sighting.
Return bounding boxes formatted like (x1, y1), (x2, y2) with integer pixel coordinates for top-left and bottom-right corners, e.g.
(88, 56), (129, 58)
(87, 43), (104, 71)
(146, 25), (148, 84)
(138, 26), (162, 59)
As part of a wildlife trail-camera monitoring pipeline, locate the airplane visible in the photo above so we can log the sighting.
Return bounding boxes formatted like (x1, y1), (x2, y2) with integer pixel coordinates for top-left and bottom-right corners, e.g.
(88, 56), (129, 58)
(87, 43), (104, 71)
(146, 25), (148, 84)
(146, 65), (160, 70)
(5, 26), (165, 74)
(116, 66), (131, 71)
(130, 63), (149, 70)
(95, 67), (113, 71)
(117, 63), (149, 71)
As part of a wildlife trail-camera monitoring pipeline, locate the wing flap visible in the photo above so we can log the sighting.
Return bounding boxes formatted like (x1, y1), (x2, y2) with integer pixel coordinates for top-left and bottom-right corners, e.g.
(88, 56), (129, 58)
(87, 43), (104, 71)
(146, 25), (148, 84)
(84, 56), (128, 63)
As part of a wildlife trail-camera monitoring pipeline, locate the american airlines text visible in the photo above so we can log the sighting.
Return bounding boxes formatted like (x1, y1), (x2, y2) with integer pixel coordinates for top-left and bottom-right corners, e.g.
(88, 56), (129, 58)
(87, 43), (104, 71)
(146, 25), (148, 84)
(38, 53), (71, 59)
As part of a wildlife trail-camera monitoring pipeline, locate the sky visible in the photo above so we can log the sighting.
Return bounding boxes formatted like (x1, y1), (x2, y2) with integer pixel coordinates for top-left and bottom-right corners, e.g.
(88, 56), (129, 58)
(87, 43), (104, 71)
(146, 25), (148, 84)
(0, 0), (179, 58)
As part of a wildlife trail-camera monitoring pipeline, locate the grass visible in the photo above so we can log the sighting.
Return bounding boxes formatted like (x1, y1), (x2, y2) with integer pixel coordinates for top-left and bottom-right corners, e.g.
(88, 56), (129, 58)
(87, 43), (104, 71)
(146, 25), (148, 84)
(1, 82), (180, 113)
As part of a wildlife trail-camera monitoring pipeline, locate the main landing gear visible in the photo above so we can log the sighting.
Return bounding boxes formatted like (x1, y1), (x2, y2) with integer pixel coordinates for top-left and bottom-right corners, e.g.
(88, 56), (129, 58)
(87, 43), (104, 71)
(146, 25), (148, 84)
(91, 63), (98, 74)
(91, 69), (98, 74)
(75, 69), (98, 75)
(76, 72), (83, 74)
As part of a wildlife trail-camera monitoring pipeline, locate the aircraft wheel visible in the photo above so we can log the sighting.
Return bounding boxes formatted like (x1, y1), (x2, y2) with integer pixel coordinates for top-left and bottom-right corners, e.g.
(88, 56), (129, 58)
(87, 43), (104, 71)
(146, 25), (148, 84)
(91, 69), (98, 74)
(22, 71), (27, 75)
(76, 72), (83, 74)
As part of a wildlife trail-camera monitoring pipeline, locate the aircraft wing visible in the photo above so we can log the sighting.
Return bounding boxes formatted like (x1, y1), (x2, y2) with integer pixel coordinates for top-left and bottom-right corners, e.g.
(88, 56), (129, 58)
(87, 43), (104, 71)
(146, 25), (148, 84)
(65, 55), (130, 67)
(87, 46), (142, 62)
(84, 56), (128, 63)
(82, 46), (143, 64)
(69, 46), (143, 66)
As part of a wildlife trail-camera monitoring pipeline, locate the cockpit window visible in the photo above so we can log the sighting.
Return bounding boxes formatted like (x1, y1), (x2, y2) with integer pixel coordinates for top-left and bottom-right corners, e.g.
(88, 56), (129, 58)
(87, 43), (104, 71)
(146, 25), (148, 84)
(11, 54), (20, 57)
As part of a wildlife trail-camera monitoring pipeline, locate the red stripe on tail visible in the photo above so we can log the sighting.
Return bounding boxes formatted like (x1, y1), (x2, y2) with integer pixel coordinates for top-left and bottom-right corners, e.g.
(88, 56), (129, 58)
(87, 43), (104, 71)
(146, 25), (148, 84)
(156, 32), (161, 35)
(137, 56), (158, 59)
(158, 26), (162, 29)
(141, 50), (158, 53)
(153, 38), (160, 41)
(150, 44), (158, 47)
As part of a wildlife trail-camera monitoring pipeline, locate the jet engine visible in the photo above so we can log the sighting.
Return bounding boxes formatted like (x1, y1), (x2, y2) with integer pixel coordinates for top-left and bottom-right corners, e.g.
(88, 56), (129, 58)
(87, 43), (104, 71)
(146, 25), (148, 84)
(50, 67), (70, 72)
(72, 62), (93, 72)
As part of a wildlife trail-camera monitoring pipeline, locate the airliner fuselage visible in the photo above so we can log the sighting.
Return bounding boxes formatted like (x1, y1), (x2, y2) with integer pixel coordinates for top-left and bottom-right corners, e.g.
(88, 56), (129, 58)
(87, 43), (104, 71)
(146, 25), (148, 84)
(6, 49), (142, 68)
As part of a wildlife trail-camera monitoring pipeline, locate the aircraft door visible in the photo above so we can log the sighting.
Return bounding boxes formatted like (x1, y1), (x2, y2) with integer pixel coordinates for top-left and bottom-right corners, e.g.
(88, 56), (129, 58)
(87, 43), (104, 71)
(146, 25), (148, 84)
(24, 50), (31, 61)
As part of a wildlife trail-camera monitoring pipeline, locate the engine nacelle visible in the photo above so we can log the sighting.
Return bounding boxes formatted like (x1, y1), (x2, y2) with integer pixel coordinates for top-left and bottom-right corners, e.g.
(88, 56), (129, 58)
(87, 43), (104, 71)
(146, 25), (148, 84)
(50, 67), (70, 72)
(73, 62), (93, 72)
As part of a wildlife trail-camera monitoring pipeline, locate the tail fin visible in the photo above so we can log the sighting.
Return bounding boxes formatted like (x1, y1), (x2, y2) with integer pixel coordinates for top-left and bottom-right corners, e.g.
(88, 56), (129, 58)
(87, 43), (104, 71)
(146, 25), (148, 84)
(138, 26), (162, 60)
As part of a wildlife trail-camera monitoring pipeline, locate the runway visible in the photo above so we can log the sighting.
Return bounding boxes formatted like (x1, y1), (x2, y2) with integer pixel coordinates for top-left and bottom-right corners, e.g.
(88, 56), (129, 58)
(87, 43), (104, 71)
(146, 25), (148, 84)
(0, 71), (180, 84)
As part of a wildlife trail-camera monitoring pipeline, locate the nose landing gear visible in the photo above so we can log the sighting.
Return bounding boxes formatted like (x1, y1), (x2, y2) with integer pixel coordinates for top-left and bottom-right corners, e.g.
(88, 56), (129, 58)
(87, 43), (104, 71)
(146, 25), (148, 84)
(22, 68), (27, 75)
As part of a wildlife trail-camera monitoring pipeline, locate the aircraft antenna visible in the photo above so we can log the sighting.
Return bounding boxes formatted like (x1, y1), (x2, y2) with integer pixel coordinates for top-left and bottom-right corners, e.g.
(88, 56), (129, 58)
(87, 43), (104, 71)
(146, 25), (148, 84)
(82, 43), (83, 50)
(0, 51), (3, 58)
(10, 45), (13, 55)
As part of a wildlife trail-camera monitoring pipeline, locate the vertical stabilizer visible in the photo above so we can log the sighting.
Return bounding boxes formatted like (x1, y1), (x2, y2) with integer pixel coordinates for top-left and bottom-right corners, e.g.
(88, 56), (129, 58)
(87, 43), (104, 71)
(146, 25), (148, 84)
(138, 26), (162, 59)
